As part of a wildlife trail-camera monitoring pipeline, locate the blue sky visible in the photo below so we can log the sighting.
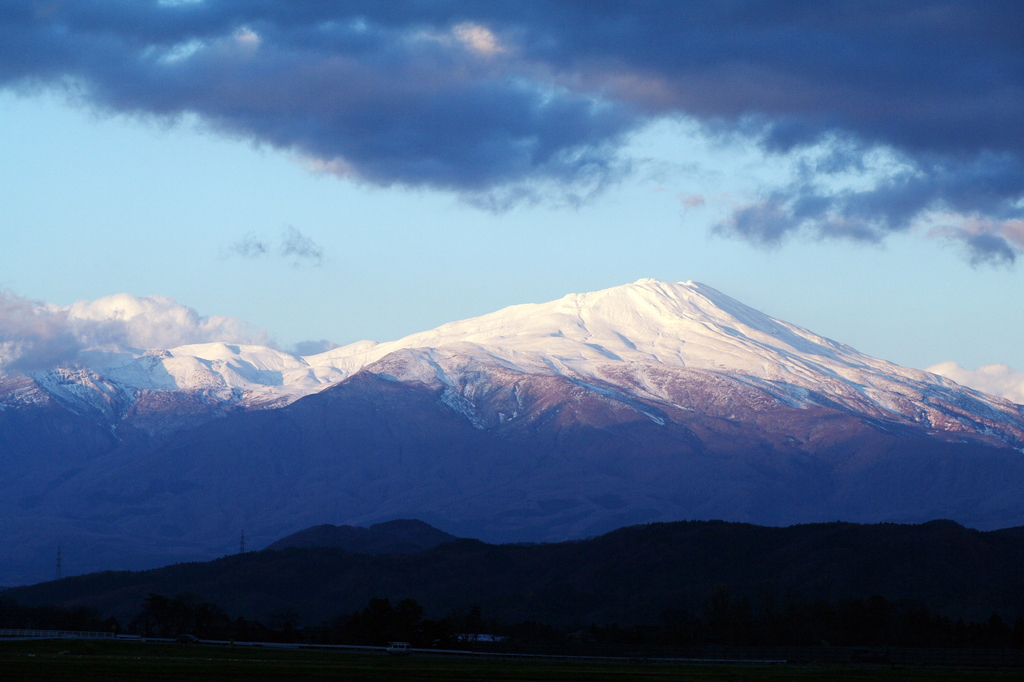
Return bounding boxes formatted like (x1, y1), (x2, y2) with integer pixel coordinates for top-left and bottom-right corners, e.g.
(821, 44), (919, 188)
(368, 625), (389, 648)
(1, 1), (1022, 385)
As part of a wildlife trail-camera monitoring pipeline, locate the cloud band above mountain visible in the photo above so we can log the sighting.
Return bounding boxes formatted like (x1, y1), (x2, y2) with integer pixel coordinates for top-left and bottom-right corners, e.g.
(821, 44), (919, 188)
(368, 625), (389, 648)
(2, 1), (1022, 258)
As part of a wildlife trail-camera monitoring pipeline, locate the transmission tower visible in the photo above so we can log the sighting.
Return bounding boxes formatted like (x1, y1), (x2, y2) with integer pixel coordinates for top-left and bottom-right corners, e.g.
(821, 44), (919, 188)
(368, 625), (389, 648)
(55, 545), (62, 580)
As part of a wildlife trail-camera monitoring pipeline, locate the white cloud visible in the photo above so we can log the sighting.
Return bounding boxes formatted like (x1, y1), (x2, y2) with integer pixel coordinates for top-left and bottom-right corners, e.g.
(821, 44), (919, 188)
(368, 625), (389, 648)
(928, 361), (1024, 404)
(234, 27), (260, 48)
(63, 293), (268, 350)
(452, 23), (504, 56)
(0, 291), (269, 371)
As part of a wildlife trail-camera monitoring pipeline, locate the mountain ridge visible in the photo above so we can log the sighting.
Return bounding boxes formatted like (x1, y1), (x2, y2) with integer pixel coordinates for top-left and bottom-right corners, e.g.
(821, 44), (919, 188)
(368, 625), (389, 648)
(3, 279), (1024, 586)
(9, 279), (1022, 447)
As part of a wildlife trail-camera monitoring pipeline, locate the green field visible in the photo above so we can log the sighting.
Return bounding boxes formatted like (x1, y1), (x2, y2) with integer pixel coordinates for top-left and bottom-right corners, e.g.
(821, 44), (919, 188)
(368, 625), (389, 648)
(1, 640), (1022, 682)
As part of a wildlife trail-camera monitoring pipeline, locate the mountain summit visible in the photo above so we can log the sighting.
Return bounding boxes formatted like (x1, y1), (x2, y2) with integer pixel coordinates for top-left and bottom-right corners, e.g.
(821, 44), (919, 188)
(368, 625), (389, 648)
(350, 279), (1024, 442)
(2, 280), (1024, 586)
(23, 279), (1023, 443)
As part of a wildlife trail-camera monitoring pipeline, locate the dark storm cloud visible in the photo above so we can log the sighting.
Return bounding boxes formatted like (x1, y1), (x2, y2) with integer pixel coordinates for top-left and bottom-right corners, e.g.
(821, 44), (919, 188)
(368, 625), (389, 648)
(0, 0), (634, 196)
(3, 1), (1023, 255)
(716, 151), (1024, 254)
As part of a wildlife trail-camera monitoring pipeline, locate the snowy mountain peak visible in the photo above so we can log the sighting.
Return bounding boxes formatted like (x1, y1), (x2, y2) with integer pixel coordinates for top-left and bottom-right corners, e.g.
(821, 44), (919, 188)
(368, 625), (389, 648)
(347, 278), (862, 383)
(8, 280), (1023, 446)
(306, 278), (1024, 445)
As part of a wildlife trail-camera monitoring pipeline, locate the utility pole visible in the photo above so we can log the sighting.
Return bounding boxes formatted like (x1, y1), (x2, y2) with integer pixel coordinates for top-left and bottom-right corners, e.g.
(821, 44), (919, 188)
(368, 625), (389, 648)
(240, 530), (245, 554)
(55, 545), (62, 580)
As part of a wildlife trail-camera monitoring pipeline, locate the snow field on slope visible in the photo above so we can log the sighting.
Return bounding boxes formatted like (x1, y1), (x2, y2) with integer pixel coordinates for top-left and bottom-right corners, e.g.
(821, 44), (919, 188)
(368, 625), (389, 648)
(27, 280), (1024, 433)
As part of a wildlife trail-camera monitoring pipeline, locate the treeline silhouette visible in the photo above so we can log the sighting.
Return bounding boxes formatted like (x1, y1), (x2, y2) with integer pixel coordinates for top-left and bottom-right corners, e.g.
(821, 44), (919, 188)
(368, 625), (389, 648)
(10, 519), (1024, 633)
(6, 588), (1024, 654)
(124, 593), (499, 646)
(0, 596), (115, 633)
(647, 588), (1024, 649)
(101, 591), (1024, 650)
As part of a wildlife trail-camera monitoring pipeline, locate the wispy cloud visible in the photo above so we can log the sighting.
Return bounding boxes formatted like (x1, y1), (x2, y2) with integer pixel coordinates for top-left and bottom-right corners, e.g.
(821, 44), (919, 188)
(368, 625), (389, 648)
(228, 233), (270, 259)
(713, 147), (1024, 262)
(279, 225), (324, 267)
(227, 226), (324, 267)
(2, 1), (1022, 259)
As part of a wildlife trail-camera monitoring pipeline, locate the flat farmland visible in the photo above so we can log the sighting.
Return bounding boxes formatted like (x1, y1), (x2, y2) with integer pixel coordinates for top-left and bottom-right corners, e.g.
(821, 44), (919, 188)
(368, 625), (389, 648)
(1, 640), (1021, 682)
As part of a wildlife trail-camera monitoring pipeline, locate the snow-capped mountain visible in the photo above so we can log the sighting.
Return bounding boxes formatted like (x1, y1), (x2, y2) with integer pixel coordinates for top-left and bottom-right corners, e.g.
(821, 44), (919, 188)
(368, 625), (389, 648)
(4, 279), (1024, 587)
(13, 279), (1024, 445)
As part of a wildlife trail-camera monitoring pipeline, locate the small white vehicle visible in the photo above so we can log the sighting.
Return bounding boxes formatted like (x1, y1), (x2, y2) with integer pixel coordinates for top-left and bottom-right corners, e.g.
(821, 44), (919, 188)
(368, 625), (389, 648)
(386, 641), (411, 655)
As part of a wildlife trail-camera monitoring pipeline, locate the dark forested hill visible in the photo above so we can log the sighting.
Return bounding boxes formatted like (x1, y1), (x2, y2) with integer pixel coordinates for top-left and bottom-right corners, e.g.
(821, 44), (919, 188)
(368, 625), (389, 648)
(265, 519), (459, 553)
(7, 519), (1024, 628)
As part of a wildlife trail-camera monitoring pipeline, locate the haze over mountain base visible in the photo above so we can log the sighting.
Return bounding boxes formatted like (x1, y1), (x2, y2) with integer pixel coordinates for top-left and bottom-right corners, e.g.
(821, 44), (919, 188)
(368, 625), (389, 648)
(2, 280), (1023, 586)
